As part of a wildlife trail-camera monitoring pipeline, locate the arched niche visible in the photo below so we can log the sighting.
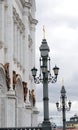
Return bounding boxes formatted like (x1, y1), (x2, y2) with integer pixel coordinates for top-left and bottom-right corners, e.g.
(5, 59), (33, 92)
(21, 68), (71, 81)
(0, 64), (7, 127)
(0, 63), (7, 94)
(15, 75), (24, 106)
(15, 75), (24, 127)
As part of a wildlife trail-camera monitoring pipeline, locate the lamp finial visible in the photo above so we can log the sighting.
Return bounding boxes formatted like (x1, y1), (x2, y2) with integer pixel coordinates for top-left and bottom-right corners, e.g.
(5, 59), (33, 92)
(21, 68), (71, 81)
(62, 78), (64, 86)
(43, 25), (45, 39)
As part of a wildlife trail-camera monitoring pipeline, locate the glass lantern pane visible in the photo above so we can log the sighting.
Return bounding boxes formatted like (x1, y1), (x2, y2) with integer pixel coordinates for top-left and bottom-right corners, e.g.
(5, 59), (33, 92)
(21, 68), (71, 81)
(53, 66), (59, 75)
(31, 67), (37, 77)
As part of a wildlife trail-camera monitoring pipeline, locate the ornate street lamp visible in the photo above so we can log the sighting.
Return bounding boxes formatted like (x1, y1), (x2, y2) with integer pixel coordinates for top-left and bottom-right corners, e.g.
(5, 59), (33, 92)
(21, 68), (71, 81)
(31, 39), (59, 84)
(31, 35), (59, 129)
(56, 85), (71, 130)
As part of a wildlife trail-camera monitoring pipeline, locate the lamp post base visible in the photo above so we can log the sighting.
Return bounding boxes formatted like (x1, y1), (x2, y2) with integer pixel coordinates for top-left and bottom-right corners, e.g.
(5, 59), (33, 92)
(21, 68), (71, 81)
(42, 120), (52, 130)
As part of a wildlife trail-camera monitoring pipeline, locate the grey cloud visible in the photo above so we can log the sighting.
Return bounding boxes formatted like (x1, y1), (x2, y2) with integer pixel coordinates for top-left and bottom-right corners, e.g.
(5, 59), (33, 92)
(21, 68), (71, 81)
(37, 12), (78, 30)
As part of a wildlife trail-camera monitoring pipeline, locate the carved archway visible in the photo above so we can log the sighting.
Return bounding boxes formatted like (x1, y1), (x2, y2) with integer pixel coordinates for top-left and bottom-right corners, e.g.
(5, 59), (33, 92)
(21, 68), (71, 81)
(15, 75), (24, 127)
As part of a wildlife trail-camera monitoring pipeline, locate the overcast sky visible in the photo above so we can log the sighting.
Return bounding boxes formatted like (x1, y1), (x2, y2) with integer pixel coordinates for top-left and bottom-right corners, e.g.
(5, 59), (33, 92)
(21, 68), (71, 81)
(35, 0), (78, 126)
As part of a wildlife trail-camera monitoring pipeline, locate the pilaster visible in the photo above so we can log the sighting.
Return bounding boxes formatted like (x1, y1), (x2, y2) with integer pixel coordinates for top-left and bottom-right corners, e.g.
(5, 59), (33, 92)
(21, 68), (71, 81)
(31, 107), (39, 126)
(0, 91), (7, 127)
(6, 90), (16, 127)
(24, 103), (32, 127)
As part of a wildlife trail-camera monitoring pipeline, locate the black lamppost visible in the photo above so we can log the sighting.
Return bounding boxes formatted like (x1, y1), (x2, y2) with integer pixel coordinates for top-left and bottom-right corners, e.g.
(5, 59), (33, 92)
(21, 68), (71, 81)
(56, 85), (71, 130)
(31, 37), (59, 129)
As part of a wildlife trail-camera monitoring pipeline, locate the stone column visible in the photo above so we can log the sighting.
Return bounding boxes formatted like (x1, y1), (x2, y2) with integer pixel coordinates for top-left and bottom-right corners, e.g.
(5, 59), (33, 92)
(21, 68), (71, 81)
(17, 26), (20, 66)
(13, 16), (17, 63)
(4, 0), (13, 90)
(13, 22), (15, 62)
(14, 24), (17, 63)
(15, 24), (18, 64)
(0, 102), (1, 127)
(20, 32), (23, 68)
(0, 0), (4, 49)
(23, 7), (29, 82)
(22, 34), (26, 72)
(30, 18), (38, 68)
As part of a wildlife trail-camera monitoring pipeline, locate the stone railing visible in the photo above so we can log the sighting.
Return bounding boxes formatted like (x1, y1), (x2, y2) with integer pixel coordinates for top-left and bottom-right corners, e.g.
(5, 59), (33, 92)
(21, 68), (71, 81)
(0, 127), (42, 130)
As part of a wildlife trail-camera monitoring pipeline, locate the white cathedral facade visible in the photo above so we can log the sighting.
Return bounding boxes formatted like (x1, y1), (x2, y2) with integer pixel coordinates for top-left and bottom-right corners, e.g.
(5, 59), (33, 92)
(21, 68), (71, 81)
(0, 0), (39, 128)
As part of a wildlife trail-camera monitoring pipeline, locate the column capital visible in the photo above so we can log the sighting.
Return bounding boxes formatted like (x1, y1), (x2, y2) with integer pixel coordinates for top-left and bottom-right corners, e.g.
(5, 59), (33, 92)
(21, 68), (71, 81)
(20, 0), (32, 9)
(29, 13), (38, 25)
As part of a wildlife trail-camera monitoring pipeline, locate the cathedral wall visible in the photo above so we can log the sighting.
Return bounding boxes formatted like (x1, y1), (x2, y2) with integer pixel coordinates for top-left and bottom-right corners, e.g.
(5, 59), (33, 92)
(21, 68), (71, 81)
(0, 0), (39, 127)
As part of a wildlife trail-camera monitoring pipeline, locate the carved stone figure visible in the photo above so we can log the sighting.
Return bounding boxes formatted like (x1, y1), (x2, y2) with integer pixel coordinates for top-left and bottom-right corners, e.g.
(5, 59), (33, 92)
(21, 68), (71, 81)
(31, 89), (36, 107)
(29, 89), (36, 106)
(22, 82), (28, 102)
(13, 71), (17, 90)
(29, 89), (32, 103)
(4, 63), (10, 90)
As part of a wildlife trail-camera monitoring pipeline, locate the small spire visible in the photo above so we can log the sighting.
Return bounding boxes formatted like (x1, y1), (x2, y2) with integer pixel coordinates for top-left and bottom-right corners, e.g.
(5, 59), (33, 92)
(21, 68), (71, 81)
(62, 78), (64, 86)
(43, 25), (45, 39)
